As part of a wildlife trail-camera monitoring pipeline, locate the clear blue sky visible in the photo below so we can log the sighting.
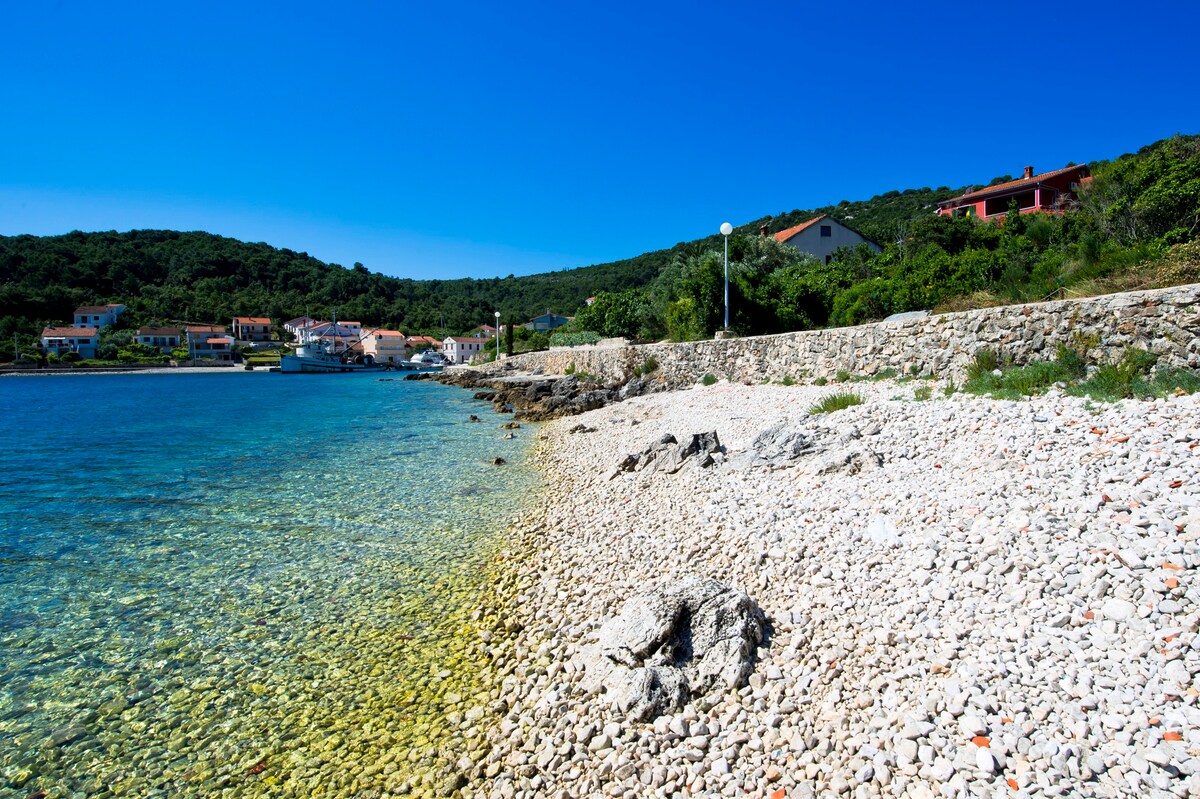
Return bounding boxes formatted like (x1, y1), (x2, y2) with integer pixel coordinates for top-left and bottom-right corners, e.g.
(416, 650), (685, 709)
(2, 0), (1196, 280)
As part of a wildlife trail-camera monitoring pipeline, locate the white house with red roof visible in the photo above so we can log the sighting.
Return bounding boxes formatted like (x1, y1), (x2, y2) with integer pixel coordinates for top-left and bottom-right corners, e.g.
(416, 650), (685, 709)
(283, 316), (317, 338)
(185, 325), (233, 361)
(299, 321), (361, 350)
(772, 215), (881, 265)
(936, 164), (1091, 220)
(443, 336), (484, 364)
(361, 329), (408, 364)
(73, 303), (125, 328)
(232, 316), (272, 342)
(41, 326), (98, 359)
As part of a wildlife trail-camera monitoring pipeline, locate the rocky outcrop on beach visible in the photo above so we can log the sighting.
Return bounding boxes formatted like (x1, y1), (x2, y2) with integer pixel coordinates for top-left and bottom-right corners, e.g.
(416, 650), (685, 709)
(610, 431), (724, 477)
(428, 367), (663, 421)
(580, 575), (766, 722)
(468, 379), (1200, 799)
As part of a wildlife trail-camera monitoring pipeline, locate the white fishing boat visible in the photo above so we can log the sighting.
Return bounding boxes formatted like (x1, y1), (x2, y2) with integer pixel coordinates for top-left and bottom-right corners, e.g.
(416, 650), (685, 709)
(279, 340), (385, 373)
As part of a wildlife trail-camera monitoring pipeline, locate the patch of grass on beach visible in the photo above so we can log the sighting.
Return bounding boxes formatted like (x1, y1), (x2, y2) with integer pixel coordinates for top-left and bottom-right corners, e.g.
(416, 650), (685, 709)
(913, 385), (933, 401)
(835, 369), (852, 383)
(962, 344), (1198, 402)
(963, 345), (1085, 400)
(808, 391), (864, 415)
(813, 376), (828, 386)
(872, 368), (898, 381)
(779, 374), (796, 386)
(633, 356), (660, 377)
(702, 373), (718, 386)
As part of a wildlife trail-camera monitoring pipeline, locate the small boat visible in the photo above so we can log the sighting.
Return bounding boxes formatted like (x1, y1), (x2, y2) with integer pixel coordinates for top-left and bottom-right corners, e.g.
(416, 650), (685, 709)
(280, 341), (386, 373)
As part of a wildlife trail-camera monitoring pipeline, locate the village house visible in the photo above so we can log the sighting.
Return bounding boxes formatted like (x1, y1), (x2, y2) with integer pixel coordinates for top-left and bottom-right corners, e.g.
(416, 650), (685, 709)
(41, 326), (98, 359)
(185, 325), (233, 362)
(772, 215), (881, 265)
(135, 327), (181, 353)
(300, 321), (361, 350)
(526, 312), (572, 332)
(405, 335), (442, 352)
(232, 316), (272, 342)
(443, 336), (484, 364)
(73, 303), (125, 328)
(283, 316), (317, 339)
(361, 329), (409, 364)
(936, 164), (1091, 220)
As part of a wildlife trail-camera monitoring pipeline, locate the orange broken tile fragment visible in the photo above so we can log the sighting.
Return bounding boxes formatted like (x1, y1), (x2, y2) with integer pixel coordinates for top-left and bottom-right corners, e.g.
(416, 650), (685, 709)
(1007, 778), (1019, 791)
(1083, 611), (1095, 620)
(1169, 479), (1184, 488)
(1149, 718), (1161, 726)
(1163, 731), (1184, 741)
(1163, 562), (1183, 570)
(971, 736), (990, 748)
(1111, 435), (1130, 443)
(1001, 717), (1013, 724)
(1166, 577), (1179, 590)
(770, 789), (787, 799)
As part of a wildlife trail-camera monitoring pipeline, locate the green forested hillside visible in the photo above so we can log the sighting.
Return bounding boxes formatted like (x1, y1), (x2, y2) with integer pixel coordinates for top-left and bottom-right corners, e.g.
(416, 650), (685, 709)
(0, 230), (663, 341)
(2, 133), (1196, 352)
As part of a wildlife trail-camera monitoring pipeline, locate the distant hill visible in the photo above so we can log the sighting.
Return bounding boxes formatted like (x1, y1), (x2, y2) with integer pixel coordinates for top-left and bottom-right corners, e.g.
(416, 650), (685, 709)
(2, 132), (1194, 346)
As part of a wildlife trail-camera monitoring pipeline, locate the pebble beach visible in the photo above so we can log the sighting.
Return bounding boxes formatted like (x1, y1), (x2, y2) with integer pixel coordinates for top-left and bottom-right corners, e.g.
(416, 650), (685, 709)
(468, 378), (1200, 799)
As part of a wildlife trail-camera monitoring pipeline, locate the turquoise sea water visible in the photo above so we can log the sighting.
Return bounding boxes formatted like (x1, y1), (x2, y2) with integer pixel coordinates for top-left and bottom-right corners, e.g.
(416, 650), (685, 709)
(0, 372), (539, 797)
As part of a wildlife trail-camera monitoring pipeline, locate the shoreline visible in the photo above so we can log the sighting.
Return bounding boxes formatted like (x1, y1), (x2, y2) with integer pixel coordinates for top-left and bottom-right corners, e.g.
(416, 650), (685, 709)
(467, 377), (1199, 798)
(0, 365), (265, 377)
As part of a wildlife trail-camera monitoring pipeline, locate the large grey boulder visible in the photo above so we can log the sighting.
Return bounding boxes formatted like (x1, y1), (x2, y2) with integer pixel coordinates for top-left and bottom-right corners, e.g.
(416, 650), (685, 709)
(580, 575), (766, 721)
(610, 431), (723, 478)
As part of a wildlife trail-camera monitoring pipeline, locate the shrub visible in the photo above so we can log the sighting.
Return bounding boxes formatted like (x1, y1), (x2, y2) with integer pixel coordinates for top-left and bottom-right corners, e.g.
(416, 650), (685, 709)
(835, 369), (851, 383)
(642, 355), (659, 373)
(564, 361), (576, 375)
(967, 349), (999, 381)
(808, 391), (864, 415)
(702, 373), (718, 386)
(549, 330), (602, 348)
(913, 385), (932, 401)
(814, 376), (828, 386)
(780, 374), (796, 386)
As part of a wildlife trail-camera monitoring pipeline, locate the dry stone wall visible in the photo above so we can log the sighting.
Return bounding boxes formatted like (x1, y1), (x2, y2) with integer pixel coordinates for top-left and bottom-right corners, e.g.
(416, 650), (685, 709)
(476, 284), (1200, 386)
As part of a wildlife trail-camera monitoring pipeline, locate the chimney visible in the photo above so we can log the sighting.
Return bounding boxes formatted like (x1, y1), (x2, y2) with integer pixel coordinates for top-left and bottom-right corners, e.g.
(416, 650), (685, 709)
(1023, 165), (1034, 179)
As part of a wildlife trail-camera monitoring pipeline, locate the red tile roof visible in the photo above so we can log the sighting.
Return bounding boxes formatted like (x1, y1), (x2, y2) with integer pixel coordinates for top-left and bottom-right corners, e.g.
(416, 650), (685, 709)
(137, 327), (181, 336)
(207, 336), (234, 345)
(42, 326), (97, 337)
(773, 215), (829, 243)
(940, 164), (1089, 206)
(447, 336), (482, 343)
(186, 325), (226, 334)
(370, 329), (405, 337)
(233, 316), (271, 324)
(73, 305), (110, 315)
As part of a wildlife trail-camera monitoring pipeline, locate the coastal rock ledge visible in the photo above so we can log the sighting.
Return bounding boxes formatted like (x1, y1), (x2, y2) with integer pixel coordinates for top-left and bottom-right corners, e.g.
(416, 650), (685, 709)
(580, 575), (766, 722)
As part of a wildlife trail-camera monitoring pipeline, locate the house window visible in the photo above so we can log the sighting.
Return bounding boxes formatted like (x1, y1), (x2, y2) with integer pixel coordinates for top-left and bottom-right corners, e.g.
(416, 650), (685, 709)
(820, 225), (832, 237)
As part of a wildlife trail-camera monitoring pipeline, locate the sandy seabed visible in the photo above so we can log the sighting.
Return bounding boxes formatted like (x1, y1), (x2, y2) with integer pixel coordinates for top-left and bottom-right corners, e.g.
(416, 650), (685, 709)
(466, 378), (1199, 799)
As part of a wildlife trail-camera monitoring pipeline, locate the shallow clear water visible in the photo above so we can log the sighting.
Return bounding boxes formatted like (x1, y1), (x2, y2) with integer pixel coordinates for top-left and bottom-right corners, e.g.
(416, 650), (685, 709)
(0, 372), (539, 797)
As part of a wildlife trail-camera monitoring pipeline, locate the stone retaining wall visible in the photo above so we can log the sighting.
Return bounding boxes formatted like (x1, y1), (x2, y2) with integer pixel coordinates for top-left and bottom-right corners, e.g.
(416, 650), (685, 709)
(471, 284), (1200, 386)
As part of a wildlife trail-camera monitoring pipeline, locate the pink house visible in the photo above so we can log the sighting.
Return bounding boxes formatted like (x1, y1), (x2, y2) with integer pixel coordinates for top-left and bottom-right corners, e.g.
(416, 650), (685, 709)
(937, 164), (1091, 220)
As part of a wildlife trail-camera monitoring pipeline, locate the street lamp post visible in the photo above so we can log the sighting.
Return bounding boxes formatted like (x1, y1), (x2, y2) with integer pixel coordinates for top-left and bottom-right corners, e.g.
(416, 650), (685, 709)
(494, 311), (501, 361)
(720, 222), (733, 332)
